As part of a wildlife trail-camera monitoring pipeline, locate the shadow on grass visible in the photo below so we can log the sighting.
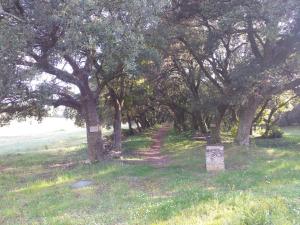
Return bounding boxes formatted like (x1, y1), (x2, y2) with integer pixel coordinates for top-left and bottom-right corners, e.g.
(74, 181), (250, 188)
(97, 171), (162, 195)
(255, 137), (300, 150)
(1, 126), (300, 224)
(163, 129), (300, 194)
(254, 127), (300, 151)
(0, 145), (88, 168)
(122, 130), (154, 155)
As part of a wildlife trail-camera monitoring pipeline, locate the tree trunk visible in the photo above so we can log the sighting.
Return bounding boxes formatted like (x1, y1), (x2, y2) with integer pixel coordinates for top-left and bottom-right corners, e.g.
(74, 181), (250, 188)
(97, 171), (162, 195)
(174, 109), (187, 131)
(191, 113), (200, 131)
(235, 97), (260, 146)
(113, 101), (122, 151)
(205, 116), (213, 129)
(83, 99), (104, 162)
(139, 114), (151, 129)
(209, 105), (227, 144)
(263, 108), (276, 137)
(264, 122), (271, 137)
(127, 113), (134, 135)
(199, 115), (209, 134)
(135, 119), (142, 133)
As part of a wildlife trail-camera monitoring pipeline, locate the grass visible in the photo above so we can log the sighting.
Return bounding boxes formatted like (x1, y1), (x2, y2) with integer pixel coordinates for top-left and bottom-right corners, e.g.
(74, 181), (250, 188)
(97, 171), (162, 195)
(0, 124), (300, 224)
(0, 117), (116, 155)
(0, 118), (86, 154)
(122, 129), (153, 155)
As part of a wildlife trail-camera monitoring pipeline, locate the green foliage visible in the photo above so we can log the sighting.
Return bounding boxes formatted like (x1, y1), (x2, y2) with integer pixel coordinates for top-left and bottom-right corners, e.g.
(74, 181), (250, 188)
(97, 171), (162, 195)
(0, 18), (46, 125)
(1, 0), (300, 146)
(230, 125), (239, 137)
(264, 126), (284, 139)
(0, 0), (169, 131)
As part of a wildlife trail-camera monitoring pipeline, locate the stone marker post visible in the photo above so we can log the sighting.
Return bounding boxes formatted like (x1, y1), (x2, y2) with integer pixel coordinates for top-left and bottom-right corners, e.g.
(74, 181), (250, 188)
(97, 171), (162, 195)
(205, 145), (225, 171)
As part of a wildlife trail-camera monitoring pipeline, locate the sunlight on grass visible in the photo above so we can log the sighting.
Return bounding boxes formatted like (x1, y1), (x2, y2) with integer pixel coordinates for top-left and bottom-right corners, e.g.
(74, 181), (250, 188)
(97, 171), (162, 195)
(1, 126), (300, 224)
(155, 193), (293, 225)
(13, 175), (75, 194)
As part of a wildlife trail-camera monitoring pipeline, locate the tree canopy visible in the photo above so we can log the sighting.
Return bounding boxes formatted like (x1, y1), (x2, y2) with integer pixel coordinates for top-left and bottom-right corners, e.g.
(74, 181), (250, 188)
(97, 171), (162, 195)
(0, 0), (300, 162)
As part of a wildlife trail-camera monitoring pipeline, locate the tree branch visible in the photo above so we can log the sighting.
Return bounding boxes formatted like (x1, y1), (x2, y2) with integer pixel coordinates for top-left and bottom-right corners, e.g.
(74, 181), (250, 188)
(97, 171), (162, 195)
(63, 54), (80, 73)
(31, 53), (82, 88)
(267, 78), (300, 96)
(246, 17), (263, 61)
(0, 3), (24, 23)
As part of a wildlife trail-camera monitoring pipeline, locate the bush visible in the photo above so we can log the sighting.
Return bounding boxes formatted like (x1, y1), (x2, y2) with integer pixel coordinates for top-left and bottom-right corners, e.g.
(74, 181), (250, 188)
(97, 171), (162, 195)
(265, 126), (284, 138)
(122, 128), (135, 137)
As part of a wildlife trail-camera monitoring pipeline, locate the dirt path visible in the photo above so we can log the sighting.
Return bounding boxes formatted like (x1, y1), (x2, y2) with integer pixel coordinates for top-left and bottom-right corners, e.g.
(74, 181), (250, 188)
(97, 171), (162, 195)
(138, 125), (171, 167)
(123, 125), (171, 167)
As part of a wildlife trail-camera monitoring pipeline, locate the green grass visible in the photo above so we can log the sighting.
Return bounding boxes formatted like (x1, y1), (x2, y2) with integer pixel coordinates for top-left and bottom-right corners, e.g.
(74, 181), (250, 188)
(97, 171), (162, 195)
(122, 129), (153, 154)
(1, 126), (300, 224)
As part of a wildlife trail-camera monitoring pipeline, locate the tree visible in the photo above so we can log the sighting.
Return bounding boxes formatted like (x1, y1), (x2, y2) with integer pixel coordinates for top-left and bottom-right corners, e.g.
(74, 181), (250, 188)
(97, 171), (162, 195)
(251, 92), (299, 137)
(0, 0), (164, 162)
(106, 75), (131, 151)
(0, 14), (46, 126)
(165, 0), (252, 142)
(234, 0), (300, 145)
(168, 0), (300, 145)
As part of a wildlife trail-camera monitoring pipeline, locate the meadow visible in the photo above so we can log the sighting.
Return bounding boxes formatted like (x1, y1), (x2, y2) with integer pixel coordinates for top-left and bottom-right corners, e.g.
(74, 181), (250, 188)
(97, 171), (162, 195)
(1, 120), (300, 224)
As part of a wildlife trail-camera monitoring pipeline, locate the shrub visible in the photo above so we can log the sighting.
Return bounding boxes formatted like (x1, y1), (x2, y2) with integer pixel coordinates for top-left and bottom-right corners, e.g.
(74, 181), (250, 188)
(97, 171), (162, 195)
(122, 128), (135, 137)
(265, 126), (284, 138)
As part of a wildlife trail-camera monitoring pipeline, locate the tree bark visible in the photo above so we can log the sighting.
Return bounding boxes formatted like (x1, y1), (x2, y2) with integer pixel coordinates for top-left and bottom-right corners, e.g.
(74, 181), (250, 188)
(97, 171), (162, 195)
(235, 96), (260, 146)
(191, 113), (200, 131)
(263, 108), (276, 137)
(174, 109), (187, 131)
(139, 114), (151, 129)
(199, 114), (209, 134)
(210, 106), (227, 144)
(113, 100), (122, 151)
(192, 112), (209, 134)
(83, 99), (104, 162)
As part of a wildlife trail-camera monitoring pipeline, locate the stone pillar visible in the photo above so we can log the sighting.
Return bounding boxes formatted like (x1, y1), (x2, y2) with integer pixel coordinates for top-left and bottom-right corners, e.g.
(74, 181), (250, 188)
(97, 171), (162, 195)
(205, 145), (225, 171)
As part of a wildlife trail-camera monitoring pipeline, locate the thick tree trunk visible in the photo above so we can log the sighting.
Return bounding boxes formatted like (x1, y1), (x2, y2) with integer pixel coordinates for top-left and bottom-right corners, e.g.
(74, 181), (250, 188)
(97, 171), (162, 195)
(191, 113), (200, 131)
(210, 116), (223, 144)
(113, 101), (122, 151)
(174, 110), (187, 131)
(235, 97), (260, 146)
(212, 122), (222, 143)
(83, 99), (104, 162)
(210, 105), (227, 144)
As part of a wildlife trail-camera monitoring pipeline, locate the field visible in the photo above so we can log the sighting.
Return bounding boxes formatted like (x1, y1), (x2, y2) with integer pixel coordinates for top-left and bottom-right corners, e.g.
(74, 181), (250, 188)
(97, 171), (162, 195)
(1, 120), (300, 224)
